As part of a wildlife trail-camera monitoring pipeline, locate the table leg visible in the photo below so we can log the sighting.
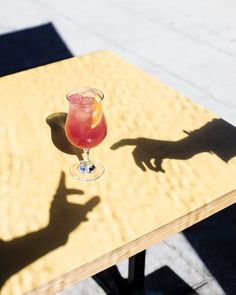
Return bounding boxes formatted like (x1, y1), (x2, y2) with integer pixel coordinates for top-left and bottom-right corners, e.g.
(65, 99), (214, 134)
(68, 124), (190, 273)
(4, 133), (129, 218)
(128, 250), (146, 293)
(92, 265), (127, 295)
(93, 250), (146, 295)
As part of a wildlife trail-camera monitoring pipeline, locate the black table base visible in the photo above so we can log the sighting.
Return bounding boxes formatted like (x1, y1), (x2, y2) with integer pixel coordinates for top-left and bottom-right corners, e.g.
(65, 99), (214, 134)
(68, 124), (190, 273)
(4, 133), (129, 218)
(93, 250), (146, 295)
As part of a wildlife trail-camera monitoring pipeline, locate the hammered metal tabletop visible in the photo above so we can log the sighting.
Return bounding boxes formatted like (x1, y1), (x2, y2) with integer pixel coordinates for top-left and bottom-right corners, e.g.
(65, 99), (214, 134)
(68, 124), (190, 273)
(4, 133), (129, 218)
(0, 51), (235, 294)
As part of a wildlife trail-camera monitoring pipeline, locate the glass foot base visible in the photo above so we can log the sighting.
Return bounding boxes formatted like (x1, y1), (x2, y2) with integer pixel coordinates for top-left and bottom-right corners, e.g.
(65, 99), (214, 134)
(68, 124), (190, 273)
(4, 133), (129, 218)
(69, 161), (105, 182)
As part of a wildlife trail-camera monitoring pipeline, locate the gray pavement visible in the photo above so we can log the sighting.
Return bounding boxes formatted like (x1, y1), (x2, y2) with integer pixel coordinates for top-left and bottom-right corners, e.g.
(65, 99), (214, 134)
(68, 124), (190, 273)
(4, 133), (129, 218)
(1, 1), (236, 294)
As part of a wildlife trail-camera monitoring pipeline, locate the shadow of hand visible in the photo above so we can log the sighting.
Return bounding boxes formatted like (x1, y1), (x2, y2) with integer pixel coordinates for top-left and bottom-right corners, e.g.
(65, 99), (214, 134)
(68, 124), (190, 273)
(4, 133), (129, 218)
(49, 171), (100, 232)
(111, 119), (236, 174)
(0, 171), (100, 289)
(111, 138), (166, 173)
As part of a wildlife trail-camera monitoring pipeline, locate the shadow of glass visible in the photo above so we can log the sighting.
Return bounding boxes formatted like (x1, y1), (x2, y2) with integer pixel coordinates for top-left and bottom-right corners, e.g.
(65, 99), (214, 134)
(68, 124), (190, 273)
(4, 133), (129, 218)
(0, 22), (92, 291)
(0, 23), (72, 77)
(184, 204), (236, 295)
(111, 119), (236, 173)
(46, 112), (83, 159)
(0, 171), (100, 290)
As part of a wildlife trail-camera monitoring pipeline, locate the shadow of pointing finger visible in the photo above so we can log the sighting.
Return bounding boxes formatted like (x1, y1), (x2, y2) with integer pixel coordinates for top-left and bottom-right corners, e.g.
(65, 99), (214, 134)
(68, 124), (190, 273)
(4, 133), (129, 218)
(46, 112), (82, 160)
(111, 119), (236, 173)
(0, 171), (100, 290)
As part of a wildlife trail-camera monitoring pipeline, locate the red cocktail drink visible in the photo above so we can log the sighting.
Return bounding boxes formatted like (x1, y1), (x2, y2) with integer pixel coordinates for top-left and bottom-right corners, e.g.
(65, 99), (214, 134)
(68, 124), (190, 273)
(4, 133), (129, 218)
(65, 94), (107, 149)
(65, 88), (107, 181)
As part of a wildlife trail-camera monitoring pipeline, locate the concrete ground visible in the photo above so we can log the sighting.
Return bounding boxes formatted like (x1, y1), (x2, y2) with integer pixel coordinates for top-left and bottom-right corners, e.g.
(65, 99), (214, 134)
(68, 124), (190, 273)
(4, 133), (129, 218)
(0, 1), (236, 294)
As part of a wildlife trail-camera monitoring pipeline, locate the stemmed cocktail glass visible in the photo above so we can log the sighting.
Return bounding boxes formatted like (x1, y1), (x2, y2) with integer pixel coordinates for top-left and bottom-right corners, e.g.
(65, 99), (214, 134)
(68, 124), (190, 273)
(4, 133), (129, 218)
(65, 88), (107, 181)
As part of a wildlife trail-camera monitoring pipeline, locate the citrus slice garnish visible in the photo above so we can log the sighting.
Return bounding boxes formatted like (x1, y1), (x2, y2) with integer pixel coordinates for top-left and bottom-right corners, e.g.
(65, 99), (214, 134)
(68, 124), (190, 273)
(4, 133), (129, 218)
(91, 101), (103, 128)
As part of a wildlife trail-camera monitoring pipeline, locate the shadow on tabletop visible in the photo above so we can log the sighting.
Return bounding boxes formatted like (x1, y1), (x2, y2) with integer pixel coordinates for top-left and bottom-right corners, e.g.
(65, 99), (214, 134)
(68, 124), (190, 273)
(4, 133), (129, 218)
(0, 23), (92, 290)
(184, 204), (236, 295)
(0, 172), (100, 290)
(111, 118), (236, 173)
(0, 22), (104, 292)
(111, 117), (236, 294)
(0, 23), (72, 77)
(46, 112), (83, 160)
(1, 22), (235, 294)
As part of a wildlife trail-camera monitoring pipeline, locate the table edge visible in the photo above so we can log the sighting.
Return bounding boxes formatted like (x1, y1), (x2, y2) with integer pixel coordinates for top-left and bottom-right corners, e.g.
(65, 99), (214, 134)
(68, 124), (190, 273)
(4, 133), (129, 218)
(25, 189), (236, 294)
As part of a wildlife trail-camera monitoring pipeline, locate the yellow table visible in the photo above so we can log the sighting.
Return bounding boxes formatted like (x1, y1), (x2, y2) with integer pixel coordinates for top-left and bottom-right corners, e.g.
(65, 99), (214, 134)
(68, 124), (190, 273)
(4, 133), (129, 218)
(0, 51), (235, 295)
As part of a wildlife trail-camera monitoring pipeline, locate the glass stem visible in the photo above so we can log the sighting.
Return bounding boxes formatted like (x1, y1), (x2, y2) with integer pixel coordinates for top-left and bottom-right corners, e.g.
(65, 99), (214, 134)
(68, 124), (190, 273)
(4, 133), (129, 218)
(80, 148), (95, 173)
(83, 148), (90, 163)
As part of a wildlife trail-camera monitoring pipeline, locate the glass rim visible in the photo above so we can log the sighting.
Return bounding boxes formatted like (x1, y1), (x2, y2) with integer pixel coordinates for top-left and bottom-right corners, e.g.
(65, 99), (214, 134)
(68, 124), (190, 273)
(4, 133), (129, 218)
(66, 87), (104, 105)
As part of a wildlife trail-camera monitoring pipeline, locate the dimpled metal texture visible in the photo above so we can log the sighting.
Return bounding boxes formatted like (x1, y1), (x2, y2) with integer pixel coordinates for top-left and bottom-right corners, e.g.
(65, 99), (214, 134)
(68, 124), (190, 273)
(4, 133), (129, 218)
(0, 51), (236, 294)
